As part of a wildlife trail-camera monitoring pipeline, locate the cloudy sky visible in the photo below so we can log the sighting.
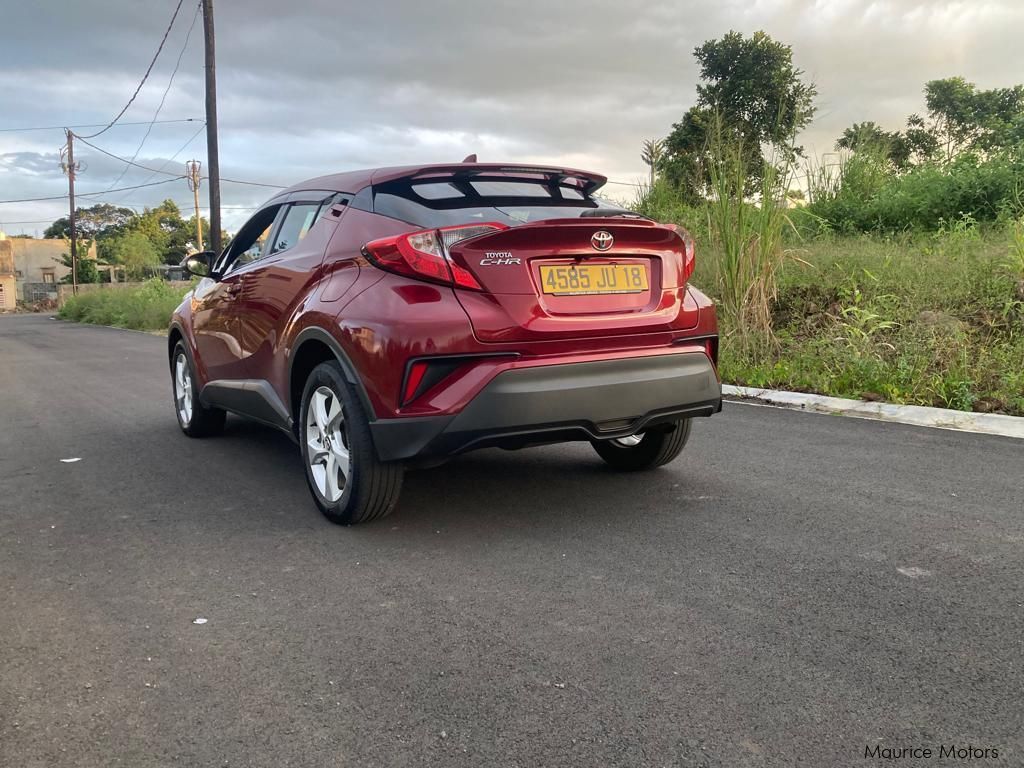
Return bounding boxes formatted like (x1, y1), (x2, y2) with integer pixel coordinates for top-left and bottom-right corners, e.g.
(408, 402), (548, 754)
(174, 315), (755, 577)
(1, 0), (1021, 234)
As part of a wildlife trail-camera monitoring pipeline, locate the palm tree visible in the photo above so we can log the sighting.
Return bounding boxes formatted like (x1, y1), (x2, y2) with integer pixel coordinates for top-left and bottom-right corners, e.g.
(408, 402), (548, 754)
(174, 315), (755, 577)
(641, 139), (665, 188)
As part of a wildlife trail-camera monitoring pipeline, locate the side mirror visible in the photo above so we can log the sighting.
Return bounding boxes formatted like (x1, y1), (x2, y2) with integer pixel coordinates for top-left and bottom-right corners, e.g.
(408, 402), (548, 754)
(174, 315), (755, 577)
(184, 251), (217, 278)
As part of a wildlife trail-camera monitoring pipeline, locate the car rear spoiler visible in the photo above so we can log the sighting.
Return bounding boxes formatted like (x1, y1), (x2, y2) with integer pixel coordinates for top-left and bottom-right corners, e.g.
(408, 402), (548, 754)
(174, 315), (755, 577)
(370, 164), (608, 195)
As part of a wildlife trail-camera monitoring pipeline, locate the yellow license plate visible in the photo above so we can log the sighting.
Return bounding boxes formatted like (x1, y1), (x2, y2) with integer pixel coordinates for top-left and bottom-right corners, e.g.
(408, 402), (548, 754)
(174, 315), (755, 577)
(540, 263), (649, 295)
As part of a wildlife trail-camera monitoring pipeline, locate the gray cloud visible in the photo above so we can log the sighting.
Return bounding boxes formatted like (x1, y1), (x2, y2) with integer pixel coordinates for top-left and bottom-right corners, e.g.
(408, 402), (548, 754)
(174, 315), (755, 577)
(2, 0), (1022, 232)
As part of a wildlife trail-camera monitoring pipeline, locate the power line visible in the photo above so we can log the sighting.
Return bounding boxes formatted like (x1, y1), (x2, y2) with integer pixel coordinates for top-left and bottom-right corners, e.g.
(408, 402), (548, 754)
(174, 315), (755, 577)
(73, 135), (183, 177)
(78, 178), (184, 199)
(215, 176), (286, 189)
(121, 122), (206, 197)
(105, 0), (202, 191)
(0, 177), (183, 205)
(0, 118), (201, 134)
(76, 0), (187, 139)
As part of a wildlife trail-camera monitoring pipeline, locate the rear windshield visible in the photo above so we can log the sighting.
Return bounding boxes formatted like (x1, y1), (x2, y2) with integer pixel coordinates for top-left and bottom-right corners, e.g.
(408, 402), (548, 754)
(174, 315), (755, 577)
(370, 178), (630, 227)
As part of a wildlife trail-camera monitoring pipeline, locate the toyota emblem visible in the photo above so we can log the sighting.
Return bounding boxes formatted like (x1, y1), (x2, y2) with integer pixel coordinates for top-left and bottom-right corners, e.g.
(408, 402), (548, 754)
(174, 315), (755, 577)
(591, 230), (614, 251)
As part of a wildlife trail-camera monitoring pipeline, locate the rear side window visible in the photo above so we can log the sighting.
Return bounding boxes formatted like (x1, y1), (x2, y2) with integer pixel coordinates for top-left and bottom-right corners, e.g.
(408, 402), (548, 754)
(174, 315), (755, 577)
(370, 178), (628, 228)
(270, 203), (320, 254)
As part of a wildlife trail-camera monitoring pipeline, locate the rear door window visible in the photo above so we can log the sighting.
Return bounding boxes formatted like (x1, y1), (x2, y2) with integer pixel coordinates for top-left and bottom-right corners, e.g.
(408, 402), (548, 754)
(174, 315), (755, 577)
(269, 203), (321, 255)
(370, 178), (629, 228)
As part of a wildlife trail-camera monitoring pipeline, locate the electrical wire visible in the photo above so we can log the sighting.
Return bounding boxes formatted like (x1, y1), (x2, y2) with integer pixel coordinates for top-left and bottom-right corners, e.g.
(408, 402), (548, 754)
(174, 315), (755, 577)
(215, 177), (287, 189)
(120, 122), (206, 196)
(0, 118), (202, 134)
(73, 136), (183, 177)
(75, 0), (187, 139)
(0, 177), (183, 205)
(103, 0), (202, 191)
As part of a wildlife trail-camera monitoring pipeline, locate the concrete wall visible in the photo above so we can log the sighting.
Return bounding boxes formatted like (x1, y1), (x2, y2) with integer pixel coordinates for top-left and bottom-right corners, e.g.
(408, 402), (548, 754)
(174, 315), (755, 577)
(0, 236), (98, 299)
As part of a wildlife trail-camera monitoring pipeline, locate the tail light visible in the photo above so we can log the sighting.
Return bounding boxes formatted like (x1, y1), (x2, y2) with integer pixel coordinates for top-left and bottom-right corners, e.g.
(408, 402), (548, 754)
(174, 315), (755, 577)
(363, 222), (508, 289)
(667, 224), (696, 284)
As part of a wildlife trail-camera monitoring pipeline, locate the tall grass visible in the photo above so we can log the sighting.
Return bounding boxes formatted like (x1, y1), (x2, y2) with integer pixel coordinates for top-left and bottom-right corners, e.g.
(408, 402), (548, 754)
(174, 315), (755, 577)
(703, 119), (801, 342)
(59, 279), (190, 331)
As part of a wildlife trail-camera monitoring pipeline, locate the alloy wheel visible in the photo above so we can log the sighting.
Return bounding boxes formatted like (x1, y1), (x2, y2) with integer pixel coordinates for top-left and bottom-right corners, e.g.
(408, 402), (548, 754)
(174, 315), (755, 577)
(306, 386), (351, 503)
(174, 353), (193, 425)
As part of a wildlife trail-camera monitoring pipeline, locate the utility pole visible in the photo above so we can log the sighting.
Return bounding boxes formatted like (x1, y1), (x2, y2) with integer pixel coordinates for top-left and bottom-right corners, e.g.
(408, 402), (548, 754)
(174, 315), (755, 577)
(186, 160), (204, 251)
(61, 129), (81, 294)
(202, 0), (222, 255)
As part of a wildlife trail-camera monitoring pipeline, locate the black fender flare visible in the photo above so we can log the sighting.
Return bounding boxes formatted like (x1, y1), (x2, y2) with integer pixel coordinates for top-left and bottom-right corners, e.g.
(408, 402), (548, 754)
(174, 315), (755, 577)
(288, 326), (376, 421)
(167, 320), (194, 369)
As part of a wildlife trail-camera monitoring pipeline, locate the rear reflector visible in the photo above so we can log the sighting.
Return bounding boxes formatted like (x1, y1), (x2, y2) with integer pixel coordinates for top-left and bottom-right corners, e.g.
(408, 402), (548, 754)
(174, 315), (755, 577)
(364, 223), (508, 289)
(403, 361), (429, 403)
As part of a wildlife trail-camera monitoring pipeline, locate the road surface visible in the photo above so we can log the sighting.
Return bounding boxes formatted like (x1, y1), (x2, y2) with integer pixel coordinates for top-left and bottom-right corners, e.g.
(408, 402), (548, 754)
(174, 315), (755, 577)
(1, 314), (1021, 767)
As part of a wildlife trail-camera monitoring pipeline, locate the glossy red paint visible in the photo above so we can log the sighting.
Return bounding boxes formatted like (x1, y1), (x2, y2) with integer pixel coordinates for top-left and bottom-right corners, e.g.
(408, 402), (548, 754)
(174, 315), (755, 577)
(170, 162), (719, 438)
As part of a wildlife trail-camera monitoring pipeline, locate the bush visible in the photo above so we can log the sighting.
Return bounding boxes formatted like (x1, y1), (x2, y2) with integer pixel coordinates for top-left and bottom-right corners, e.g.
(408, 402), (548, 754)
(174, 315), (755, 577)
(59, 279), (190, 331)
(806, 149), (1024, 233)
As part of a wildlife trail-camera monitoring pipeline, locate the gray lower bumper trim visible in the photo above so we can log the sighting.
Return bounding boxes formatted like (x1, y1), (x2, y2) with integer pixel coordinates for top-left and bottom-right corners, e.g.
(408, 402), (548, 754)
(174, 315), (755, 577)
(453, 353), (719, 432)
(370, 352), (720, 461)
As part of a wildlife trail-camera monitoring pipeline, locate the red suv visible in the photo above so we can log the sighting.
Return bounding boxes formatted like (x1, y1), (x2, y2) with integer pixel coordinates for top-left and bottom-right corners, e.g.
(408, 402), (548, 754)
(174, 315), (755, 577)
(170, 163), (720, 524)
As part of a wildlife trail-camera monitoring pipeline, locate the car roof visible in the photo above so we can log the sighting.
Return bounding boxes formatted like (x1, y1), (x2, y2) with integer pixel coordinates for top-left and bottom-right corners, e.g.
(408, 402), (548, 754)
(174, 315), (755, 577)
(276, 162), (608, 198)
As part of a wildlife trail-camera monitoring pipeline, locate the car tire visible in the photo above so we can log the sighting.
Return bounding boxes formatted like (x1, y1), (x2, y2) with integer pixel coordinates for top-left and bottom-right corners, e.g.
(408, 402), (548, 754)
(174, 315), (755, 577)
(299, 360), (404, 525)
(591, 418), (692, 471)
(171, 340), (226, 437)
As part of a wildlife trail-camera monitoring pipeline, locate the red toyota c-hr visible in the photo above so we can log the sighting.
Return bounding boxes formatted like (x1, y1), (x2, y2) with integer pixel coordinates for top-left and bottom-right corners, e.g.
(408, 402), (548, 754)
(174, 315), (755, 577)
(169, 162), (720, 524)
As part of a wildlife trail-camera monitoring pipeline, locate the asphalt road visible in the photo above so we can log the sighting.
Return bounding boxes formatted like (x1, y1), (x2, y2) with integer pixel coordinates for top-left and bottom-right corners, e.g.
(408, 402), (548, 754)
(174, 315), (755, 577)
(1, 313), (1022, 768)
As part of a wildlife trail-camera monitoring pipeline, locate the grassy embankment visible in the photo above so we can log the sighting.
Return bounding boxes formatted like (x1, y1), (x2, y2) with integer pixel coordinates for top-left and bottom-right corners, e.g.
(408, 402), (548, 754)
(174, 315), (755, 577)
(58, 279), (190, 333)
(643, 191), (1024, 414)
(718, 230), (1023, 415)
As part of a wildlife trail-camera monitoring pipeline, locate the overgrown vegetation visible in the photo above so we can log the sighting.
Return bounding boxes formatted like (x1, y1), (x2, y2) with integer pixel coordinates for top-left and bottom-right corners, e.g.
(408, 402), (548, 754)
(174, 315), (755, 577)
(635, 30), (1024, 416)
(58, 279), (190, 331)
(799, 149), (1024, 234)
(639, 184), (1024, 415)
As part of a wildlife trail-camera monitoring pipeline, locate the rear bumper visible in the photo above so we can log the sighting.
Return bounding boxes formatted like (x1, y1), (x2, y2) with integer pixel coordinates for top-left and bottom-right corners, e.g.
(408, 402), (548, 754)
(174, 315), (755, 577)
(370, 352), (721, 461)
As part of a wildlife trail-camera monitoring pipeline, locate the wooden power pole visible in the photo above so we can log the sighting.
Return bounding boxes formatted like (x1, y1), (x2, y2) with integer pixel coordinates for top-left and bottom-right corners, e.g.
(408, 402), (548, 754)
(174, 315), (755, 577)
(186, 160), (204, 251)
(202, 0), (222, 255)
(62, 129), (80, 294)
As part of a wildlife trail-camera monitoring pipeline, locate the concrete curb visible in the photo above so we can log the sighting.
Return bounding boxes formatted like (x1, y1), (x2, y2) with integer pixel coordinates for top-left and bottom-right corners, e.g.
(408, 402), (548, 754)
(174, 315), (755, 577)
(722, 384), (1024, 440)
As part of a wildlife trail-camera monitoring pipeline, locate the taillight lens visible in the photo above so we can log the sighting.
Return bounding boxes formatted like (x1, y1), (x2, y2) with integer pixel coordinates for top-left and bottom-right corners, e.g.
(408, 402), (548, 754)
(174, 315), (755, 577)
(682, 231), (695, 283)
(667, 224), (696, 283)
(363, 222), (508, 289)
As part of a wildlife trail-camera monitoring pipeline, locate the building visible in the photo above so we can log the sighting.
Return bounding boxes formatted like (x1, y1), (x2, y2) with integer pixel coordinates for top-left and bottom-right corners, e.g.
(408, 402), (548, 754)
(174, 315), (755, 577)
(0, 239), (14, 310)
(0, 233), (97, 304)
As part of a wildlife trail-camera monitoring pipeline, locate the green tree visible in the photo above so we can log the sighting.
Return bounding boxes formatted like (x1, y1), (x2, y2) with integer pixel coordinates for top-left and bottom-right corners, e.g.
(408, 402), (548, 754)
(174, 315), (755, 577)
(834, 120), (936, 170)
(108, 231), (161, 279)
(55, 246), (102, 284)
(641, 138), (665, 187)
(662, 30), (817, 199)
(924, 77), (1024, 161)
(130, 200), (205, 264)
(44, 203), (136, 242)
(45, 203), (137, 265)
